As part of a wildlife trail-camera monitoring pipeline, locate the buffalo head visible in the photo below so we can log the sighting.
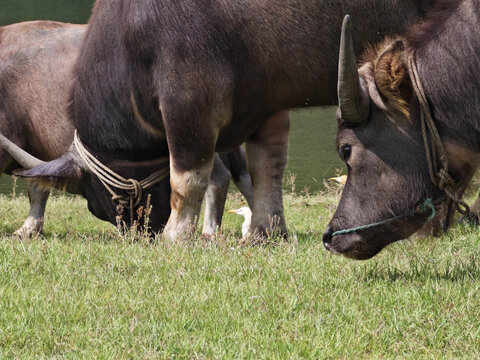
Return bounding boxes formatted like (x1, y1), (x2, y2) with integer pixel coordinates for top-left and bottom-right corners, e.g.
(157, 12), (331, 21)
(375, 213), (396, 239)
(322, 16), (472, 260)
(0, 133), (171, 233)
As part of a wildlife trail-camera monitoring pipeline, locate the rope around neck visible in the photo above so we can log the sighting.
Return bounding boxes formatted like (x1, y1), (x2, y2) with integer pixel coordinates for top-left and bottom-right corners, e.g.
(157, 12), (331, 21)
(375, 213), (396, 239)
(74, 130), (170, 228)
(332, 198), (436, 236)
(407, 52), (470, 216)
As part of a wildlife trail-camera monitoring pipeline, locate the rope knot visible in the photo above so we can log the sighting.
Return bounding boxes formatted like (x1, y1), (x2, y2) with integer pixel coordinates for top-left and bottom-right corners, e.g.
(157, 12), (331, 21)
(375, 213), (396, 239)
(73, 130), (170, 226)
(437, 169), (453, 190)
(111, 194), (128, 207)
(127, 179), (143, 207)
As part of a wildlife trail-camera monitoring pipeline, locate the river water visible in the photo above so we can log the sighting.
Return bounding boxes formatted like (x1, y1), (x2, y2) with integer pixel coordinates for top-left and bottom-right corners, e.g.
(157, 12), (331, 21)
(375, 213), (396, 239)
(0, 0), (344, 195)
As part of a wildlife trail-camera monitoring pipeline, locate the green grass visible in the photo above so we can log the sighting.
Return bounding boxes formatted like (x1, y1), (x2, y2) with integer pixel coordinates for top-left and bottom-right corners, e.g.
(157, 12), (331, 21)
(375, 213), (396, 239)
(0, 188), (479, 359)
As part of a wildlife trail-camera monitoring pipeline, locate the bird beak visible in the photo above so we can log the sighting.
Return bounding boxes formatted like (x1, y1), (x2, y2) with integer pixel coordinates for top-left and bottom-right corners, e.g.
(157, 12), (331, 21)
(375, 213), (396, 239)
(329, 175), (347, 185)
(227, 209), (238, 214)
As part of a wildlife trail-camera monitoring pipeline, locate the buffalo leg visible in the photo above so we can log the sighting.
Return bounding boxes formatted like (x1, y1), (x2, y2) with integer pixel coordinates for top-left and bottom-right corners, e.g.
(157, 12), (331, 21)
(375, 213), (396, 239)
(469, 194), (480, 216)
(161, 98), (229, 242)
(14, 183), (49, 237)
(232, 167), (254, 209)
(468, 194), (480, 222)
(202, 154), (231, 236)
(162, 155), (214, 242)
(219, 148), (254, 208)
(459, 193), (480, 224)
(246, 110), (290, 238)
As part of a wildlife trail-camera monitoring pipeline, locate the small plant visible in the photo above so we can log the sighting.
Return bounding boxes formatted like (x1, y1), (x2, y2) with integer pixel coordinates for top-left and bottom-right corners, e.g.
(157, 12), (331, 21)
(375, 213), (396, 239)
(285, 171), (297, 193)
(117, 194), (154, 245)
(11, 178), (17, 199)
(301, 185), (311, 197)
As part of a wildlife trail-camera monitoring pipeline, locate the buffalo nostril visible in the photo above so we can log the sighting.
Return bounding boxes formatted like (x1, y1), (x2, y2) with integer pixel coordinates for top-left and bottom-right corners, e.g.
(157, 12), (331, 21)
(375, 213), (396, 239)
(323, 226), (333, 250)
(323, 241), (331, 251)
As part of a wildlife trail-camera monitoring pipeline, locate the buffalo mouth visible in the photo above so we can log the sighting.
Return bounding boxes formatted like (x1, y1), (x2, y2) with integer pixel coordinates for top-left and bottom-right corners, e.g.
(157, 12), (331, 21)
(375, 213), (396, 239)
(324, 196), (441, 260)
(325, 232), (386, 260)
(324, 215), (427, 260)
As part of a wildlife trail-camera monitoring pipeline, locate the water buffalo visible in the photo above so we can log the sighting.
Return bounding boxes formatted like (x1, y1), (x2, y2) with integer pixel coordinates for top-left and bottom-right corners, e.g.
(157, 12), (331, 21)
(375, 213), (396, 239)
(7, 1), (436, 241)
(0, 20), (253, 236)
(323, 0), (480, 259)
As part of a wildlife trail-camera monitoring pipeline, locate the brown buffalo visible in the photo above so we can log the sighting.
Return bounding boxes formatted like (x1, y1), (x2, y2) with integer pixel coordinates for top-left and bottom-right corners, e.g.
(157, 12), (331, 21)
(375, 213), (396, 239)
(0, 20), (252, 236)
(6, 1), (436, 240)
(324, 1), (480, 259)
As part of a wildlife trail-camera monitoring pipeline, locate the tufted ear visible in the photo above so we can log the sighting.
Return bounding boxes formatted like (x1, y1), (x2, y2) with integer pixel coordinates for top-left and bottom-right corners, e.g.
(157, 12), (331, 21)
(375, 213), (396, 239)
(374, 40), (412, 117)
(13, 144), (86, 194)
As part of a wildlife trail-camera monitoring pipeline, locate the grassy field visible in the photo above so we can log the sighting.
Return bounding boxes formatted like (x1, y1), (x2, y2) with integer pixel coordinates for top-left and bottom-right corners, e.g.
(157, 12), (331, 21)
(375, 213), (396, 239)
(0, 185), (479, 359)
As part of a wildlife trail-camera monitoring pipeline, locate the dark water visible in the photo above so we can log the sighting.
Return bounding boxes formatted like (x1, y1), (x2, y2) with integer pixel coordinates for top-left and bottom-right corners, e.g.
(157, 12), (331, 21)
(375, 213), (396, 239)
(0, 0), (93, 24)
(0, 0), (343, 195)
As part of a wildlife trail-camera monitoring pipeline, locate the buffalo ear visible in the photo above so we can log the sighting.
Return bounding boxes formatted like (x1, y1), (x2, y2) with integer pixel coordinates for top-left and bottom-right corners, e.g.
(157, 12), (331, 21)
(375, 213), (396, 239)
(13, 145), (86, 194)
(374, 40), (412, 117)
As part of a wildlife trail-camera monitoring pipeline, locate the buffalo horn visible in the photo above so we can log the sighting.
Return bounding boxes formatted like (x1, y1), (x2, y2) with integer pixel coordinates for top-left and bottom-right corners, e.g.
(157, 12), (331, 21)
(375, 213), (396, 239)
(338, 15), (370, 123)
(0, 132), (45, 168)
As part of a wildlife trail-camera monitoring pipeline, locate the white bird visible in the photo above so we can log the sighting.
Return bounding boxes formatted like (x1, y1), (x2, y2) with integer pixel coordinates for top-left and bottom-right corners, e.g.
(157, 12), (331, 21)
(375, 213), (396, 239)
(228, 207), (252, 238)
(329, 175), (347, 185)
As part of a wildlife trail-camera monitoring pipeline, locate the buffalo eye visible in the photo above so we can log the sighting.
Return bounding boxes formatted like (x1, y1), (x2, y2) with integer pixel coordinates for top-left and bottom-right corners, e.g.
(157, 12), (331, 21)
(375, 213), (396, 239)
(339, 144), (352, 162)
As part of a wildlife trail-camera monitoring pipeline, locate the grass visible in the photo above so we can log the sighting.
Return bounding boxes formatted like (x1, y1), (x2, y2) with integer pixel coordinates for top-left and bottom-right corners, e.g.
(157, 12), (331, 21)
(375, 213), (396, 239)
(0, 186), (479, 359)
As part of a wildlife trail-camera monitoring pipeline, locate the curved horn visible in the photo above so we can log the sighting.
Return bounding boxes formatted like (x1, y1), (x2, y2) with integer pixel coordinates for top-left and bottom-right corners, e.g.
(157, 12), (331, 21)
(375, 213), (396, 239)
(0, 132), (45, 168)
(338, 15), (370, 123)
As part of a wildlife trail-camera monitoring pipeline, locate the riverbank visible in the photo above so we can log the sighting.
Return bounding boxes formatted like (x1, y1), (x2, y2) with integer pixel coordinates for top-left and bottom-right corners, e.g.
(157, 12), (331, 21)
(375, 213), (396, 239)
(0, 189), (479, 358)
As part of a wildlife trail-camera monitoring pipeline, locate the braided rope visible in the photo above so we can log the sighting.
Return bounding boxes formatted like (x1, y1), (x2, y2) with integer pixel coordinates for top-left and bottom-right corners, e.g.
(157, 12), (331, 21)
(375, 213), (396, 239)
(407, 53), (470, 215)
(74, 130), (170, 227)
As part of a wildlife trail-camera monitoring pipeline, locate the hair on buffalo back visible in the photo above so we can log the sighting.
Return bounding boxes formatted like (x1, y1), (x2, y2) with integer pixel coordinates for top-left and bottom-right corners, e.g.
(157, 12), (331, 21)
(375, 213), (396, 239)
(406, 0), (463, 50)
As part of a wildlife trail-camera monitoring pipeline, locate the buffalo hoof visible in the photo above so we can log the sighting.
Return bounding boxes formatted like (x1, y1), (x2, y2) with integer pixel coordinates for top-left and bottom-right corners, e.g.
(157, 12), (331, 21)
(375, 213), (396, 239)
(13, 216), (44, 238)
(245, 220), (288, 245)
(201, 223), (220, 238)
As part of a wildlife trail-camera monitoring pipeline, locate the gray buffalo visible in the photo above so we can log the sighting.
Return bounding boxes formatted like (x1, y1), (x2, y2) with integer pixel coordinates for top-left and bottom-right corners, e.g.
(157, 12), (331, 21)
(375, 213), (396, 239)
(323, 0), (479, 259)
(0, 21), (253, 236)
(5, 1), (436, 240)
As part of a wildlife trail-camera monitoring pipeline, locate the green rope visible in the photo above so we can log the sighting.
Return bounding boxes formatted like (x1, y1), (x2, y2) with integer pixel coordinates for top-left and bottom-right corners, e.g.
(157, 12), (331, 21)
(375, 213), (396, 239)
(332, 198), (436, 237)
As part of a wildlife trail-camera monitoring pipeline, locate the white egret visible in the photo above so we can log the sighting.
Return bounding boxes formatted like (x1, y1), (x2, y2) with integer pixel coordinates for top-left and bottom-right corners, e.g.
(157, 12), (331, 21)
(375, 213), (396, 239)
(228, 207), (252, 238)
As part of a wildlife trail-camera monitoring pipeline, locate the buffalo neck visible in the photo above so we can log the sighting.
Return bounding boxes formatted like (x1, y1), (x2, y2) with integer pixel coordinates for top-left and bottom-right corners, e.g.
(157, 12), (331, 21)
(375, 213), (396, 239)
(408, 0), (480, 193)
(411, 0), (480, 152)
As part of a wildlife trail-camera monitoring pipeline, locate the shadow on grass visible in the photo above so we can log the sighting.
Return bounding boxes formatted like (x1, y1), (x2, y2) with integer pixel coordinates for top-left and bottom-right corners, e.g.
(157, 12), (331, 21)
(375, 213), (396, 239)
(0, 225), (21, 237)
(361, 256), (480, 282)
(291, 232), (324, 245)
(0, 228), (119, 245)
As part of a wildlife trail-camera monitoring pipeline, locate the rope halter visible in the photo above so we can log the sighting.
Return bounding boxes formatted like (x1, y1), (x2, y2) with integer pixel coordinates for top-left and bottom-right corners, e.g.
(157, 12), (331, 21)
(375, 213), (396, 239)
(332, 198), (436, 237)
(73, 130), (170, 229)
(331, 52), (470, 237)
